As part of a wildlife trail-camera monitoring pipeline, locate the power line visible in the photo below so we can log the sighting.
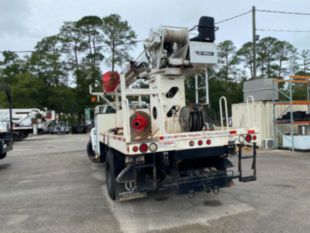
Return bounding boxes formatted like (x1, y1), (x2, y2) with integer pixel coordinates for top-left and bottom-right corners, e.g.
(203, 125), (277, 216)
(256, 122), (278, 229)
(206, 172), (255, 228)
(257, 9), (310, 16)
(0, 50), (34, 54)
(257, 28), (310, 33)
(215, 10), (251, 25)
(3, 8), (310, 54)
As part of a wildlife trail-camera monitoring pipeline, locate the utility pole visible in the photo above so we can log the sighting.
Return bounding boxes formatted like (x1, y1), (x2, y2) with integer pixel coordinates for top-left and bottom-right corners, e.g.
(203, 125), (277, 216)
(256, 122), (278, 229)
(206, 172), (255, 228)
(252, 6), (257, 79)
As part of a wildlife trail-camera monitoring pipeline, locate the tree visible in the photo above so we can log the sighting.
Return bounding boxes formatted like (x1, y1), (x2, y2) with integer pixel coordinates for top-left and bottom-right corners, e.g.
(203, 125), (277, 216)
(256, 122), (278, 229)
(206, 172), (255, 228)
(217, 40), (238, 80)
(273, 40), (295, 78)
(208, 78), (243, 120)
(288, 48), (299, 75)
(76, 16), (104, 82)
(29, 35), (68, 86)
(257, 37), (278, 78)
(10, 72), (45, 108)
(101, 14), (137, 72)
(47, 85), (78, 114)
(0, 51), (25, 83)
(300, 50), (310, 73)
(237, 42), (253, 78)
(59, 21), (88, 73)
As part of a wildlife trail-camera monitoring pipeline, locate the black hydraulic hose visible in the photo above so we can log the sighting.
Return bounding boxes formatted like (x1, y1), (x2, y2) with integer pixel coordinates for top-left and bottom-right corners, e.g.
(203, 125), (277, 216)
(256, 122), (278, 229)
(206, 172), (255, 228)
(199, 112), (204, 131)
(189, 111), (204, 132)
(192, 112), (198, 131)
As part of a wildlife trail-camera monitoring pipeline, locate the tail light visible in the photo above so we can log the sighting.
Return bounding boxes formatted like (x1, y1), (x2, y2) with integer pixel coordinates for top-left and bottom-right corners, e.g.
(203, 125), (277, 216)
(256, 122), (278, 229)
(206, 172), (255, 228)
(198, 140), (203, 146)
(206, 139), (212, 145)
(149, 143), (158, 152)
(252, 135), (257, 141)
(189, 141), (195, 146)
(229, 130), (237, 135)
(132, 146), (139, 152)
(245, 134), (252, 143)
(247, 130), (255, 134)
(139, 143), (148, 153)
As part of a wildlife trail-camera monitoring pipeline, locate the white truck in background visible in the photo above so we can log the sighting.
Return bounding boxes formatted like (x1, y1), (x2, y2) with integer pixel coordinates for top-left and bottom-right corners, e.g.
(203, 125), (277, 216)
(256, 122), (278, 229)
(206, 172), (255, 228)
(0, 108), (56, 140)
(0, 83), (13, 159)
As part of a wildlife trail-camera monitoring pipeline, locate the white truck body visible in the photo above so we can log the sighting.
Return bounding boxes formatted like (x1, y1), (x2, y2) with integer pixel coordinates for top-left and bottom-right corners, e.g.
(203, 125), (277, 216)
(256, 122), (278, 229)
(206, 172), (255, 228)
(88, 18), (258, 201)
(0, 108), (55, 133)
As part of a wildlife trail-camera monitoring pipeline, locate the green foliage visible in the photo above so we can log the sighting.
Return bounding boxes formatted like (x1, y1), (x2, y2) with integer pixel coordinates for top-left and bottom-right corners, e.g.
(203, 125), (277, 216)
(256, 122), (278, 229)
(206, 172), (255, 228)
(28, 35), (68, 86)
(58, 21), (87, 71)
(237, 42), (253, 77)
(217, 40), (238, 80)
(76, 16), (104, 83)
(10, 72), (45, 108)
(102, 14), (137, 72)
(300, 50), (310, 73)
(0, 51), (25, 83)
(208, 79), (243, 111)
(47, 85), (78, 113)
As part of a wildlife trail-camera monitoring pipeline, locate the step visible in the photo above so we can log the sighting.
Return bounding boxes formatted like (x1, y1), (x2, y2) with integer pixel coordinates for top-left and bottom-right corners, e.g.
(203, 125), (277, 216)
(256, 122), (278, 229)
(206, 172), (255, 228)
(240, 176), (256, 182)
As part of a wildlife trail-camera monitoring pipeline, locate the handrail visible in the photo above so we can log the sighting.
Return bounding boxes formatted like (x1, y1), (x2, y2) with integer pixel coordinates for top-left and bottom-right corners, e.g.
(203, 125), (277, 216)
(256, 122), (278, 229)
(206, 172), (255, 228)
(219, 96), (229, 130)
(246, 95), (255, 127)
(246, 95), (255, 103)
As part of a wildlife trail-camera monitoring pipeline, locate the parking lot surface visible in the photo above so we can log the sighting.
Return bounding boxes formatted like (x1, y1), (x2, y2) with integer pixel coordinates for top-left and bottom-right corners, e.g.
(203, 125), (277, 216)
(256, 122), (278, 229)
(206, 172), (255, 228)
(0, 134), (309, 233)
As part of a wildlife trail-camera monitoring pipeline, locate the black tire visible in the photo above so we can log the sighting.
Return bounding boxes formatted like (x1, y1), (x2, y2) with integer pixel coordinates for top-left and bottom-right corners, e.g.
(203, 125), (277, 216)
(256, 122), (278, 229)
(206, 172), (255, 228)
(105, 150), (125, 201)
(99, 142), (107, 163)
(13, 132), (25, 141)
(87, 140), (96, 162)
(23, 132), (29, 139)
(0, 152), (7, 159)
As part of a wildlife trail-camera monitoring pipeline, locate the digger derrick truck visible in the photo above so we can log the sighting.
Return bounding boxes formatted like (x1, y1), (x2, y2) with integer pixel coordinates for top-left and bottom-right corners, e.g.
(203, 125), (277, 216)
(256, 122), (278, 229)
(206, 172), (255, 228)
(89, 16), (257, 201)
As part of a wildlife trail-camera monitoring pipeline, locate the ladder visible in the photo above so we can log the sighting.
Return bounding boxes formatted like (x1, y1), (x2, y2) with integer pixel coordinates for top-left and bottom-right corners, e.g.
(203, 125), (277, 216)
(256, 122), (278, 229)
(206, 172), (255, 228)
(194, 71), (209, 105)
(237, 143), (257, 182)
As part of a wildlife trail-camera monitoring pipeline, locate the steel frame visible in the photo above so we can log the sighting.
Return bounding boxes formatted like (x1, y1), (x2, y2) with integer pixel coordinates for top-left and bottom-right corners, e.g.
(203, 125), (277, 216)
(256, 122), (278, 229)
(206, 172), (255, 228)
(272, 76), (310, 151)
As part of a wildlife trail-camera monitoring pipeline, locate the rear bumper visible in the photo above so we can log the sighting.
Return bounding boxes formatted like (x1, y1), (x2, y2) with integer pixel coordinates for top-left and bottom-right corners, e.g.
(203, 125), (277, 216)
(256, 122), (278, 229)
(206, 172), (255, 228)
(117, 146), (237, 199)
(116, 143), (256, 200)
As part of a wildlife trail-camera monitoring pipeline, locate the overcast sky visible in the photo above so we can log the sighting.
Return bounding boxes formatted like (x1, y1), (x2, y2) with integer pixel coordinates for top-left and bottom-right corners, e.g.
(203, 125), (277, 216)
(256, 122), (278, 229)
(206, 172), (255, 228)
(1, 0), (310, 59)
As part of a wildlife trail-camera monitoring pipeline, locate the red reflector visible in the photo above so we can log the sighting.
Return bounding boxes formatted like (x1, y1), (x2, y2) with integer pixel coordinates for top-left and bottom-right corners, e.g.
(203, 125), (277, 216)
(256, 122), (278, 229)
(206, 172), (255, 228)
(245, 134), (252, 143)
(139, 143), (148, 153)
(253, 135), (257, 140)
(189, 141), (195, 147)
(248, 130), (255, 135)
(198, 140), (203, 146)
(159, 136), (164, 140)
(132, 146), (139, 152)
(229, 130), (237, 135)
(206, 139), (211, 145)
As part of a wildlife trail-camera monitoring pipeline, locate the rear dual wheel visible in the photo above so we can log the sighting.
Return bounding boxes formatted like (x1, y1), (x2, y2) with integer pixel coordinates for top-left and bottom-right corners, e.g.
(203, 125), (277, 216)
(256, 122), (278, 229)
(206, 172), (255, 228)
(105, 150), (125, 200)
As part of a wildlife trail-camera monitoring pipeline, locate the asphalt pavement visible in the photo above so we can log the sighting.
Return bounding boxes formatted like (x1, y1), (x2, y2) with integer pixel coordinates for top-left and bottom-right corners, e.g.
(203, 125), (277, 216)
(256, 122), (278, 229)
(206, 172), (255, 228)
(0, 134), (309, 233)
